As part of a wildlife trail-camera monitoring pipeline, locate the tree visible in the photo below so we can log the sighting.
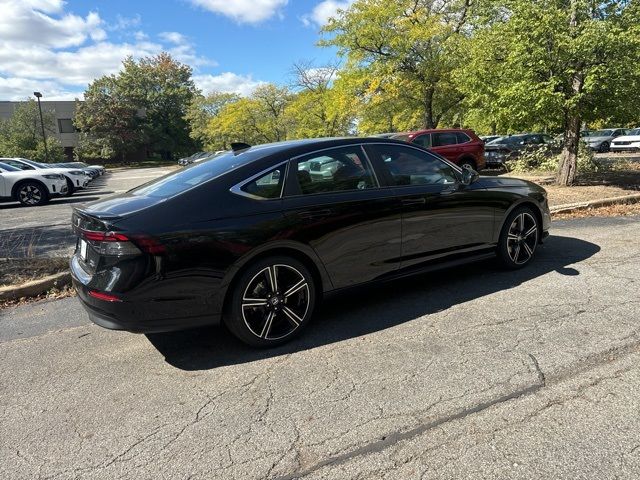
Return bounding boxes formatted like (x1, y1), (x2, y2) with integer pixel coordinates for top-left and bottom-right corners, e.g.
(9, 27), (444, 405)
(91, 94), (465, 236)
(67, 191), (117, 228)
(74, 75), (144, 162)
(461, 0), (640, 185)
(286, 61), (354, 138)
(0, 100), (65, 162)
(322, 0), (472, 130)
(118, 53), (198, 159)
(184, 92), (240, 149)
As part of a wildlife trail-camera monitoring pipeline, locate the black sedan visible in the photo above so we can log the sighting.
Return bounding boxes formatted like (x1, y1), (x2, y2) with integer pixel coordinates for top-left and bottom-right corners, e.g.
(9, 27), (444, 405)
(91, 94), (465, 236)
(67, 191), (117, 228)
(70, 138), (551, 347)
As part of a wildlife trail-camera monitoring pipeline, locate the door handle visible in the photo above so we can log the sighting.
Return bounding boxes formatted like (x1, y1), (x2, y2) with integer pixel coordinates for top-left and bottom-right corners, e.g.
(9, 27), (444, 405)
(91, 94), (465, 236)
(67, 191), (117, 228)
(401, 197), (426, 206)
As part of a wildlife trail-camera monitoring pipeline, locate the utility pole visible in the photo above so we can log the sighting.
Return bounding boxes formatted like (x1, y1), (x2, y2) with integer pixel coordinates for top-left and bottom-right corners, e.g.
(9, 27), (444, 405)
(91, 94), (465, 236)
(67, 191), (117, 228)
(33, 91), (49, 162)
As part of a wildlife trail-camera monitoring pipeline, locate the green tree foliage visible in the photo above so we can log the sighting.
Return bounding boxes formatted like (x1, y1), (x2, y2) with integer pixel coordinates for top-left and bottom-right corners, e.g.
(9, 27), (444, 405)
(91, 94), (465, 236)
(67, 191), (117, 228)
(0, 100), (65, 162)
(74, 75), (144, 162)
(322, 0), (472, 130)
(461, 0), (640, 185)
(119, 53), (198, 159)
(76, 53), (197, 161)
(184, 91), (240, 149)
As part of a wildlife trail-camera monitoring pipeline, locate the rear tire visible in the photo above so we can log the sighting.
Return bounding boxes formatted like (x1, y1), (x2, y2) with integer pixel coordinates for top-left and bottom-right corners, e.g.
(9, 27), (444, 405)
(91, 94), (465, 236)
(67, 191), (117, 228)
(16, 181), (49, 206)
(459, 159), (476, 171)
(224, 256), (316, 347)
(496, 206), (539, 269)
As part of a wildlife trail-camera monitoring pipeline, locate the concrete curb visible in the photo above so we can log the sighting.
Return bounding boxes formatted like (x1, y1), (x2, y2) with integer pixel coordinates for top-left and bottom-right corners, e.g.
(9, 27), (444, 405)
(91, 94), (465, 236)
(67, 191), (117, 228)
(550, 192), (640, 214)
(0, 271), (71, 301)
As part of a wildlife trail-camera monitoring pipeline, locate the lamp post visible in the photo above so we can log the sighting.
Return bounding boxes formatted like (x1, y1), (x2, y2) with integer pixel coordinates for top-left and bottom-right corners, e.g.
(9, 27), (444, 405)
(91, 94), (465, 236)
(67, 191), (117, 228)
(33, 91), (49, 162)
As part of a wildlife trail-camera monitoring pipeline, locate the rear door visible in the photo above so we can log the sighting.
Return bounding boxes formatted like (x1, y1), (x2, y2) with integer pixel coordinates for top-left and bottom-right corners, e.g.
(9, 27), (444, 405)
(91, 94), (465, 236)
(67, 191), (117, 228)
(282, 145), (402, 288)
(365, 143), (495, 269)
(430, 131), (461, 162)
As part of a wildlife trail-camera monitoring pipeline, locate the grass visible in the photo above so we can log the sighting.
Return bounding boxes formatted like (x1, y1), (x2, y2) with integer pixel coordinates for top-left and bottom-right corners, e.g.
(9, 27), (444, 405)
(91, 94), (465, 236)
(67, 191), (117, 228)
(104, 158), (178, 169)
(0, 257), (69, 288)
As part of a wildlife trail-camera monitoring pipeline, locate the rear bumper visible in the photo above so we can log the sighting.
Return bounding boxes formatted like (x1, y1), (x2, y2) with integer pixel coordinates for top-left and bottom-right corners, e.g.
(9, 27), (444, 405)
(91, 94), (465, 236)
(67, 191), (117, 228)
(70, 256), (221, 333)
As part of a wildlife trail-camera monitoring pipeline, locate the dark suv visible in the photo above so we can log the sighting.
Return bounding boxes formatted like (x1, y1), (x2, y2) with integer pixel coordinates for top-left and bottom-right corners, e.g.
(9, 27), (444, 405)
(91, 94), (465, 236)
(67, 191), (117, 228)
(484, 133), (556, 167)
(392, 129), (485, 171)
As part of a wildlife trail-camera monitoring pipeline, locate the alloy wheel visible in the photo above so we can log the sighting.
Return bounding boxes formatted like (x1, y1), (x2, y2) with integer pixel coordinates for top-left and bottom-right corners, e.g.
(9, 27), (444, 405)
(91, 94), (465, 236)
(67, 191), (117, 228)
(506, 212), (538, 265)
(19, 184), (42, 205)
(241, 264), (310, 340)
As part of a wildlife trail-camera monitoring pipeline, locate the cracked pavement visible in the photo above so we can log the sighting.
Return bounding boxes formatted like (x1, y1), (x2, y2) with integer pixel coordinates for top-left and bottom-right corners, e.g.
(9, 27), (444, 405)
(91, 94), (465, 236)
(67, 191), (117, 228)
(1, 215), (639, 479)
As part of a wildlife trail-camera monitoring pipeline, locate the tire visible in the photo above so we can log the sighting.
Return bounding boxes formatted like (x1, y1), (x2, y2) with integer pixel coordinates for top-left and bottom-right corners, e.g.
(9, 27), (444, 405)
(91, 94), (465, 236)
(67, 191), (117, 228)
(459, 159), (476, 171)
(224, 256), (316, 347)
(599, 142), (609, 153)
(15, 181), (49, 206)
(64, 177), (75, 197)
(496, 206), (540, 269)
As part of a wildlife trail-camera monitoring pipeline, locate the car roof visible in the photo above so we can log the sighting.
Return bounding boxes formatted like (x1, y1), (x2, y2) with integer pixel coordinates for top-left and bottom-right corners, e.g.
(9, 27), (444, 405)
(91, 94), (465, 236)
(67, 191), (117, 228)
(392, 128), (473, 137)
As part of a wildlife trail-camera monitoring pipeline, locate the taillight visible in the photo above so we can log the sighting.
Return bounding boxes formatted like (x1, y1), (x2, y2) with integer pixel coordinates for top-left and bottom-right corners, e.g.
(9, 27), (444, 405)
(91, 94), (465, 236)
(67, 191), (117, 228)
(79, 229), (165, 256)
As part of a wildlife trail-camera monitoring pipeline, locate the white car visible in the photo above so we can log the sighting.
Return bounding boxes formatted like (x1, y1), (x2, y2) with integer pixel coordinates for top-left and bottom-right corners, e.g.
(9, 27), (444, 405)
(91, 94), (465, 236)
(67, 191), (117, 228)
(0, 161), (68, 206)
(610, 128), (640, 152)
(0, 157), (91, 195)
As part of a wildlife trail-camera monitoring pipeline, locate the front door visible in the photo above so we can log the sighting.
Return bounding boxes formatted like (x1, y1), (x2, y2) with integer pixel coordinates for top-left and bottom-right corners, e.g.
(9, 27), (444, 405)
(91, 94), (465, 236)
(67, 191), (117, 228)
(282, 145), (403, 288)
(365, 143), (495, 270)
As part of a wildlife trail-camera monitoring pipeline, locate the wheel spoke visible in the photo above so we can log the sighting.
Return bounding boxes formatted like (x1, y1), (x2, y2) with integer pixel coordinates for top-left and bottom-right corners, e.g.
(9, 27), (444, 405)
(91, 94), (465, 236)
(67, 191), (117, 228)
(518, 213), (525, 232)
(507, 233), (519, 241)
(524, 225), (537, 238)
(512, 244), (521, 262)
(242, 298), (268, 307)
(282, 306), (302, 327)
(523, 241), (534, 258)
(267, 266), (278, 292)
(259, 311), (275, 338)
(284, 279), (307, 298)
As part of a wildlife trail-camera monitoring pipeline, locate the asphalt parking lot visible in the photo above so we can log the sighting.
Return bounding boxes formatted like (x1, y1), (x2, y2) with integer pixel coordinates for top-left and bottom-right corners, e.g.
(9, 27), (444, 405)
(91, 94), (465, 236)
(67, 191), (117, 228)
(1, 215), (639, 479)
(0, 167), (174, 258)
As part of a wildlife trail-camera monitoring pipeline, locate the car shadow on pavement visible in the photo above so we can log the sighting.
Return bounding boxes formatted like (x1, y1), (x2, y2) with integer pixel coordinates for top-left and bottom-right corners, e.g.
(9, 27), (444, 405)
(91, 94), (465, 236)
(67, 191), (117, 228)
(145, 234), (600, 371)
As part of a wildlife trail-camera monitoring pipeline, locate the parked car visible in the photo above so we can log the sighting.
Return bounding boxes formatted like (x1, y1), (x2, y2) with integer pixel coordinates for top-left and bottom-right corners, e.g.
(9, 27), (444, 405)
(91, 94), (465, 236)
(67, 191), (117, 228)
(610, 128), (640, 152)
(178, 152), (210, 166)
(582, 128), (628, 152)
(57, 163), (100, 179)
(70, 137), (550, 347)
(62, 162), (106, 176)
(391, 129), (485, 171)
(484, 133), (556, 167)
(369, 133), (397, 138)
(0, 157), (91, 195)
(480, 135), (501, 144)
(0, 161), (67, 206)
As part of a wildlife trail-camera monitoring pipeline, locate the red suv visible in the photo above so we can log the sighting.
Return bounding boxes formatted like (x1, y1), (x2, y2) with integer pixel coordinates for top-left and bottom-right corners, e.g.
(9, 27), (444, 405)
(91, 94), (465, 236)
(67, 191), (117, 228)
(392, 129), (485, 171)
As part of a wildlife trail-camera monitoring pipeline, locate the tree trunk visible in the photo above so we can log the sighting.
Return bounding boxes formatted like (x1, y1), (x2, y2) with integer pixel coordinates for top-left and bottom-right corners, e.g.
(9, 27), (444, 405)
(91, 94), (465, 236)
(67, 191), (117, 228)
(423, 87), (436, 128)
(556, 113), (580, 186)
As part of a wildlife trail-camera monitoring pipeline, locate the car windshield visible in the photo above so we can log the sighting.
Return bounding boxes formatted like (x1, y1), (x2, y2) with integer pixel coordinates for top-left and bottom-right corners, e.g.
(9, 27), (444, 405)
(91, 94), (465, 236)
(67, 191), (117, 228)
(488, 135), (526, 145)
(584, 130), (613, 137)
(0, 162), (20, 172)
(129, 149), (261, 199)
(18, 158), (51, 168)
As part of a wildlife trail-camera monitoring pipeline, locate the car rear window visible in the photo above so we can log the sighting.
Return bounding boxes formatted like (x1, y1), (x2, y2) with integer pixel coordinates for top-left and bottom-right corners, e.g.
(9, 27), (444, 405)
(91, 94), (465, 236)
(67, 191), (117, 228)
(129, 150), (260, 199)
(456, 132), (471, 143)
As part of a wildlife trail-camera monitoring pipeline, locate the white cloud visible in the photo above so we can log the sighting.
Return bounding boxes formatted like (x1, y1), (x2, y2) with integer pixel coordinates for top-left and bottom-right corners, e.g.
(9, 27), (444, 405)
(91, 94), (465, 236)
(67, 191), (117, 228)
(194, 73), (265, 96)
(0, 0), (106, 48)
(189, 0), (288, 24)
(0, 1), (255, 102)
(159, 31), (187, 45)
(302, 0), (354, 27)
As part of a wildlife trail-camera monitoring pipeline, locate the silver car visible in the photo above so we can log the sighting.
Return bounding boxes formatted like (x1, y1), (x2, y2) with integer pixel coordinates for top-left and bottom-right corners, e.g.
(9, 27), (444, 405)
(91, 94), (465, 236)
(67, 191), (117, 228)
(582, 128), (628, 153)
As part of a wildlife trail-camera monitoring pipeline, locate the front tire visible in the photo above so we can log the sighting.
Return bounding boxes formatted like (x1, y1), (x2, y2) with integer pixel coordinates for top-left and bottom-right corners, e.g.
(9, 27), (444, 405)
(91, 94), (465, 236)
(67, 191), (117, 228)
(64, 177), (75, 197)
(225, 256), (316, 347)
(496, 207), (539, 269)
(459, 159), (476, 171)
(599, 142), (610, 153)
(16, 181), (49, 206)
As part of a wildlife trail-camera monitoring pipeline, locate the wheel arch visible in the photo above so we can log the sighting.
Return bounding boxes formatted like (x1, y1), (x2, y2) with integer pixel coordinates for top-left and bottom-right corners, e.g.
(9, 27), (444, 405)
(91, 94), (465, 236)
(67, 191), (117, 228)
(11, 178), (49, 200)
(457, 155), (477, 169)
(496, 200), (544, 243)
(217, 241), (333, 318)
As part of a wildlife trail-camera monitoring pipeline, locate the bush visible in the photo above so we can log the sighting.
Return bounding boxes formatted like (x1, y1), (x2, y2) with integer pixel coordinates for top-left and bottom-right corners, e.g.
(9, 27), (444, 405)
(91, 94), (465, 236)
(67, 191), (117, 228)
(505, 142), (601, 174)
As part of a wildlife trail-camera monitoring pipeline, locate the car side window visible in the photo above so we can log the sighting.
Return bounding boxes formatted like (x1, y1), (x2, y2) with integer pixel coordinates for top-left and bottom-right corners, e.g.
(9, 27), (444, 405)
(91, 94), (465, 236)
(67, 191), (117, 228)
(455, 132), (471, 144)
(413, 134), (431, 148)
(294, 146), (377, 195)
(368, 145), (458, 186)
(241, 166), (284, 199)
(4, 160), (33, 170)
(432, 132), (458, 147)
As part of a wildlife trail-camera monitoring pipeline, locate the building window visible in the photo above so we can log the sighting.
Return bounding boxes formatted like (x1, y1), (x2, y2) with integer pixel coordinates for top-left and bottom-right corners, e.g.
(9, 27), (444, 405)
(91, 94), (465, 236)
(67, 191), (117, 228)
(58, 118), (75, 133)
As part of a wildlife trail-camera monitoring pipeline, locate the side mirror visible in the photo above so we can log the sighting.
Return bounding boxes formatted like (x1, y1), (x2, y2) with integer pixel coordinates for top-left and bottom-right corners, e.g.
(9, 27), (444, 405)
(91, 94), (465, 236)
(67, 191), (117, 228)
(461, 165), (479, 186)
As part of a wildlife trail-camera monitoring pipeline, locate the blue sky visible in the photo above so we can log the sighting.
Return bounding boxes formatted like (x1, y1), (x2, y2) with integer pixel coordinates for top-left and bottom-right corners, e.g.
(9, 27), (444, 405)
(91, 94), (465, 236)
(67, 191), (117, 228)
(0, 0), (353, 100)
